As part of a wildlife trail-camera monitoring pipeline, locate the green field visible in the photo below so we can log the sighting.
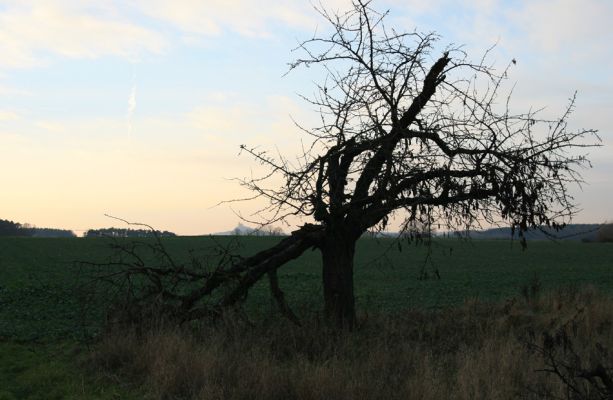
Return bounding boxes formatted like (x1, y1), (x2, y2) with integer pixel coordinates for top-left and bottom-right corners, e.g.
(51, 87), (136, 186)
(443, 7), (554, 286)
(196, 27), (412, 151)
(1, 236), (612, 341)
(1, 236), (612, 398)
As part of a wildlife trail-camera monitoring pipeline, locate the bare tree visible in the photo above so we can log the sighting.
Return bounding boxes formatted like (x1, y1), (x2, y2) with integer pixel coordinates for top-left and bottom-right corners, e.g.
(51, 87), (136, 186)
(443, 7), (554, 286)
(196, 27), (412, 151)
(89, 1), (598, 330)
(236, 0), (598, 327)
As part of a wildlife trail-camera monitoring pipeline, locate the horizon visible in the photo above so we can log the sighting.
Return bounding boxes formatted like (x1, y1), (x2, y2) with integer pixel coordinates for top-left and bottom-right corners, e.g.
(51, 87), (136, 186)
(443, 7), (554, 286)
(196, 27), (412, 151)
(2, 218), (608, 238)
(1, 0), (611, 235)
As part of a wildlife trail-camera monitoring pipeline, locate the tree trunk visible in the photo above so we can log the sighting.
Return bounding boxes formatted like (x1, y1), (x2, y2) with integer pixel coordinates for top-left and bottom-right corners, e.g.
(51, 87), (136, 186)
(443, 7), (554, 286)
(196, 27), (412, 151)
(321, 228), (358, 329)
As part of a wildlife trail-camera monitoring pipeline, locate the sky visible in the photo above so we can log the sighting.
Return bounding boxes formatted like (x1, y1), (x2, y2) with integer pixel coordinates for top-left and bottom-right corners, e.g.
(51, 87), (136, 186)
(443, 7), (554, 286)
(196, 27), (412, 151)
(0, 0), (611, 235)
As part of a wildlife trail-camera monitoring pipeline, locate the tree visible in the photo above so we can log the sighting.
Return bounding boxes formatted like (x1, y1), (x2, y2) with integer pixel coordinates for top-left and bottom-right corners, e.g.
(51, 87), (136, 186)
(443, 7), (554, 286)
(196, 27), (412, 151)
(0, 219), (26, 236)
(92, 1), (597, 330)
(236, 1), (598, 327)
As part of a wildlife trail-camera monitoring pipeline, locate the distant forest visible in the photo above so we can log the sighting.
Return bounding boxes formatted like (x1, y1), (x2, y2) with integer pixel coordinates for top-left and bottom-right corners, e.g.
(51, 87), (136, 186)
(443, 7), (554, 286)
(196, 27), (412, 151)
(84, 227), (177, 238)
(0, 219), (75, 237)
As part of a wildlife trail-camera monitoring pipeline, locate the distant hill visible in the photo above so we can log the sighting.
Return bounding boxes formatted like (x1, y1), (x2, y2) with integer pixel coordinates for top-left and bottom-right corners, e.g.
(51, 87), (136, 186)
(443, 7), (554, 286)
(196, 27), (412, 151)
(214, 223), (286, 236)
(366, 223), (602, 241)
(452, 224), (601, 241)
(214, 223), (255, 236)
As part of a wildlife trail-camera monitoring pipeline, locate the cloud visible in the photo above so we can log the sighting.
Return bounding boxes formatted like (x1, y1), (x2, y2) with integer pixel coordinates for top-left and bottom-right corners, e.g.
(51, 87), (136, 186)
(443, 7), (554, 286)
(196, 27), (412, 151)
(508, 0), (612, 55)
(136, 0), (448, 39)
(0, 110), (19, 121)
(0, 83), (31, 96)
(134, 0), (358, 38)
(0, 1), (167, 68)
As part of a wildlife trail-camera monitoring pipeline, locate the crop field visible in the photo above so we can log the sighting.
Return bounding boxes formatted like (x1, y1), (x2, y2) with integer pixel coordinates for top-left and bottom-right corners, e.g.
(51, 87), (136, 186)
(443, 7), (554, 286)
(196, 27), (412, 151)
(0, 236), (612, 398)
(1, 236), (612, 341)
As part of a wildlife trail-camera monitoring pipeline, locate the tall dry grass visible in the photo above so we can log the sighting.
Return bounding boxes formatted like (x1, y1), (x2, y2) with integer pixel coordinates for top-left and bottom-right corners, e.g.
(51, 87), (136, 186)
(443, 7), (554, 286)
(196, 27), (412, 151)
(88, 286), (613, 400)
(597, 223), (613, 242)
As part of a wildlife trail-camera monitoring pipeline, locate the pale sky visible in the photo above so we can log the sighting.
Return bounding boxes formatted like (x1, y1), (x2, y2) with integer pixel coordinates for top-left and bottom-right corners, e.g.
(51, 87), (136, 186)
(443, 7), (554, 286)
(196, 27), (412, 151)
(0, 0), (611, 235)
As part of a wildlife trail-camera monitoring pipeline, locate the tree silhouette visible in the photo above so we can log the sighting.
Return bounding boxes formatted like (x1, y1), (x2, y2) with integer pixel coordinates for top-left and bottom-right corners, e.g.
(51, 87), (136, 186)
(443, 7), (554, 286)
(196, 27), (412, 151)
(85, 227), (176, 238)
(235, 1), (597, 327)
(93, 1), (598, 329)
(0, 219), (27, 236)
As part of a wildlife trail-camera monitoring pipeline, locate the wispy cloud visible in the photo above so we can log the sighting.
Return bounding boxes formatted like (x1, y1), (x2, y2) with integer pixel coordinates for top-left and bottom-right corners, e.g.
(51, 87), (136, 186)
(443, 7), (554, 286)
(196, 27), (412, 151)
(134, 0), (359, 38)
(0, 1), (167, 69)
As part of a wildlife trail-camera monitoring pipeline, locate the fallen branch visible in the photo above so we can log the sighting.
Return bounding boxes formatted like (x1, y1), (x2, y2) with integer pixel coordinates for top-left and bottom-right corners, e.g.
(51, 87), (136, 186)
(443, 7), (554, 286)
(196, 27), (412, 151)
(80, 223), (324, 328)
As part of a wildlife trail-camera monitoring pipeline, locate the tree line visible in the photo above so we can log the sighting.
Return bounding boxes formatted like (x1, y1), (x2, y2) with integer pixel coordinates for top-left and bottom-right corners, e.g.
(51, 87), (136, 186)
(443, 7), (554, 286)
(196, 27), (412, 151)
(84, 227), (177, 238)
(0, 218), (179, 238)
(0, 219), (76, 237)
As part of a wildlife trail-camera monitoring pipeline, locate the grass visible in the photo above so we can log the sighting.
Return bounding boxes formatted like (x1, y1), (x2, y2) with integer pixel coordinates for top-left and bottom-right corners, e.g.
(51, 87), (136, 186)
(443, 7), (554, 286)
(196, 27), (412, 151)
(0, 341), (140, 399)
(89, 286), (613, 399)
(1, 236), (612, 398)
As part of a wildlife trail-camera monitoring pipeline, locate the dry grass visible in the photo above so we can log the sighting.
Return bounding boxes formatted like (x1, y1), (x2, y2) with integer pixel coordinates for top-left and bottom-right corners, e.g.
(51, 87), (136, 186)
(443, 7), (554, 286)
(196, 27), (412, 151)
(597, 223), (613, 242)
(88, 286), (613, 400)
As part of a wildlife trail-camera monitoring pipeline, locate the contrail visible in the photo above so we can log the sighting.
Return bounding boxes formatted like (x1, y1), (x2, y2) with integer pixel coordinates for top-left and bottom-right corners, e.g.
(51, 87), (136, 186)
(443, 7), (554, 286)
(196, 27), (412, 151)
(127, 65), (136, 138)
